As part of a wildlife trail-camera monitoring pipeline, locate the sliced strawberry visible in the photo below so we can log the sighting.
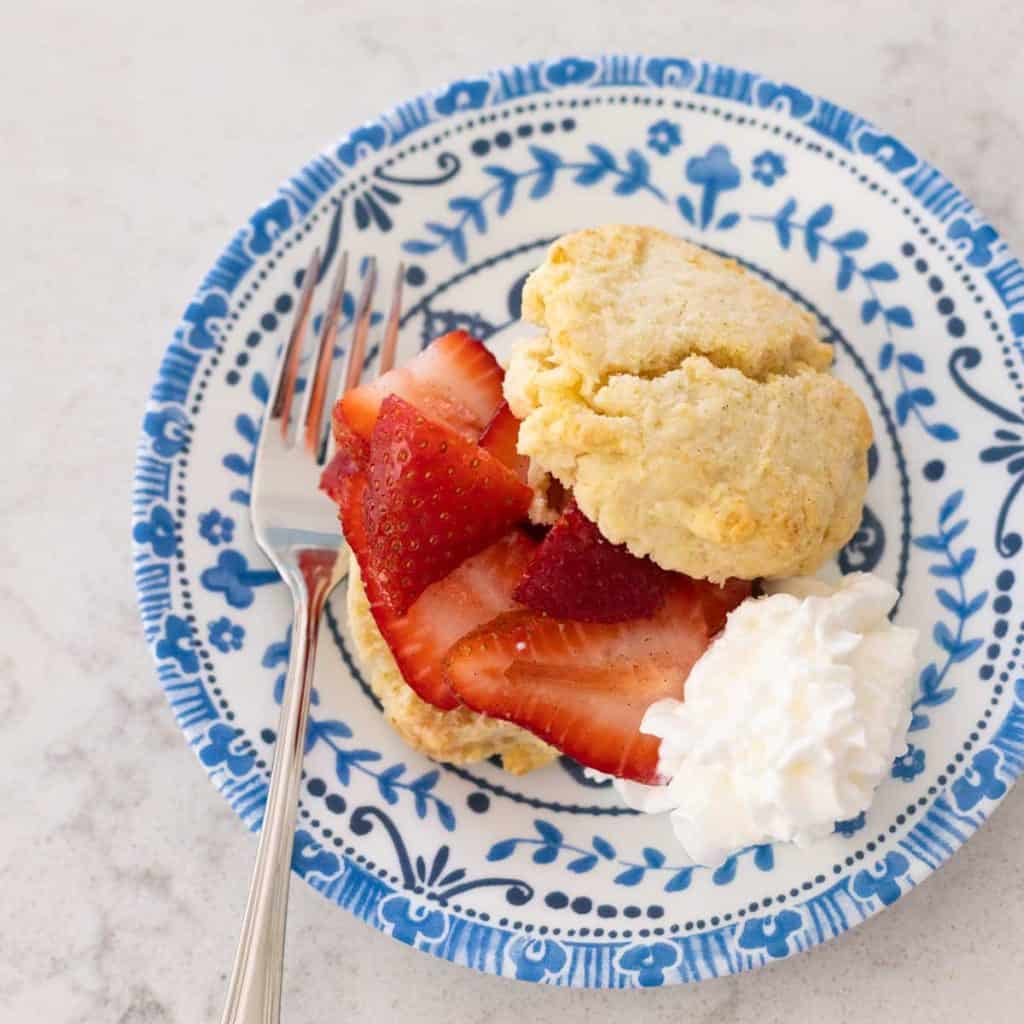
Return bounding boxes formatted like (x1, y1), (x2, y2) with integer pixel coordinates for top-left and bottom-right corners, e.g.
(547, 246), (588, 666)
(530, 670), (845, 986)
(513, 501), (677, 622)
(363, 395), (532, 614)
(335, 330), (504, 443)
(319, 423), (369, 502)
(479, 401), (530, 485)
(699, 577), (753, 636)
(443, 578), (751, 782)
(339, 472), (537, 710)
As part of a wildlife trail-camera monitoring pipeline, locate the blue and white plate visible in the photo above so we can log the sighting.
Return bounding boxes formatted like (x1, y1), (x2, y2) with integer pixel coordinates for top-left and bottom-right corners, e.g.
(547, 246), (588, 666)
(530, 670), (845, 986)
(132, 55), (1024, 986)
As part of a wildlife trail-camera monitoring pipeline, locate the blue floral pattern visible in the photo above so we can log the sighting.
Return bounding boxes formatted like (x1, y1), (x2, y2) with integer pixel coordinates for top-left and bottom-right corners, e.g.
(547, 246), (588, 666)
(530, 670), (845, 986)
(200, 550), (278, 609)
(143, 407), (188, 456)
(132, 54), (1024, 987)
(851, 852), (911, 906)
(737, 911), (803, 958)
(507, 938), (569, 982)
(132, 505), (177, 557)
(378, 895), (447, 945)
(208, 616), (245, 653)
(155, 615), (199, 673)
(181, 291), (227, 350)
(646, 119), (682, 155)
(947, 218), (998, 267)
(336, 124), (387, 167)
(618, 941), (679, 986)
(198, 508), (235, 545)
(291, 829), (341, 880)
(891, 744), (926, 781)
(678, 144), (741, 229)
(751, 150), (786, 186)
(246, 198), (292, 256)
(951, 750), (1007, 811)
(199, 724), (255, 777)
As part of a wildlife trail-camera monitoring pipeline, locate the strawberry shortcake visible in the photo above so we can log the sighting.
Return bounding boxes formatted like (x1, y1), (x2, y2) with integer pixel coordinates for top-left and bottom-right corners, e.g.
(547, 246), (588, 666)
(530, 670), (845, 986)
(320, 226), (915, 867)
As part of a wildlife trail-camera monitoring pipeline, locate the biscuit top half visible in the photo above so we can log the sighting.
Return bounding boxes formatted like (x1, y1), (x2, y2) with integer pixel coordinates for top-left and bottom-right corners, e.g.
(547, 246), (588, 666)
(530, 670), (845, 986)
(522, 225), (833, 382)
(507, 224), (873, 583)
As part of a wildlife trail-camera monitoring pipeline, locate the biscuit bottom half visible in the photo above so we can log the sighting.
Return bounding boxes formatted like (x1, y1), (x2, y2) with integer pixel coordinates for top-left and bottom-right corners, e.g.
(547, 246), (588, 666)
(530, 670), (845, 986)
(344, 555), (557, 775)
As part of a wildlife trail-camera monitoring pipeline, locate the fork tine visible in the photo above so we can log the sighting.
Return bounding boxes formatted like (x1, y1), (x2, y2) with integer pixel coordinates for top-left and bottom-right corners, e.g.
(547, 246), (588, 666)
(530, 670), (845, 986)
(301, 251), (348, 456)
(342, 257), (378, 394)
(378, 262), (404, 376)
(269, 246), (321, 438)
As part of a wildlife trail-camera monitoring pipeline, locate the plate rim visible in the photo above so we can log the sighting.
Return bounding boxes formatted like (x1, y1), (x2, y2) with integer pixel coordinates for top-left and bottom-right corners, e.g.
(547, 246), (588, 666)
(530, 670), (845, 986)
(131, 51), (1024, 986)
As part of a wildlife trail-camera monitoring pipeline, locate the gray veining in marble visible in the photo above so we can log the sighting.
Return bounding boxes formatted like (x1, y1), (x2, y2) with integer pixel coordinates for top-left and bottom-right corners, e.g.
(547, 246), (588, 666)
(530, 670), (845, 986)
(2, 1), (1023, 1021)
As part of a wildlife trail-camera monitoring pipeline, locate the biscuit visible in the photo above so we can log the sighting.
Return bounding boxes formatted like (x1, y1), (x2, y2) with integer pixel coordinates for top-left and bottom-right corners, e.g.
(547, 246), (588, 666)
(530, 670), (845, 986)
(506, 225), (873, 582)
(522, 225), (832, 383)
(345, 556), (557, 774)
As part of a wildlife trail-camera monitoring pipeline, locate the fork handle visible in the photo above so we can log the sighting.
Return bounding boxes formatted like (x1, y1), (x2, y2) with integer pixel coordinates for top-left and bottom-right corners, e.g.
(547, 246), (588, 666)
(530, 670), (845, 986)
(220, 559), (335, 1024)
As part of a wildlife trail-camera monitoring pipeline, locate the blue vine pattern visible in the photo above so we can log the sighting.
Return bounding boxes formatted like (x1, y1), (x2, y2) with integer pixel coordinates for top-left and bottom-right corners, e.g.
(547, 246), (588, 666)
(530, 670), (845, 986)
(486, 819), (773, 893)
(403, 144), (664, 262)
(261, 632), (456, 830)
(222, 372), (268, 506)
(909, 490), (987, 733)
(752, 200), (957, 442)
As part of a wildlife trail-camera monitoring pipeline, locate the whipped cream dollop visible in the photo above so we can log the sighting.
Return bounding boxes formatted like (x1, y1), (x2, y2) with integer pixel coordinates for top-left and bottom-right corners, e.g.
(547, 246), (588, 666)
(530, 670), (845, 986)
(613, 572), (918, 867)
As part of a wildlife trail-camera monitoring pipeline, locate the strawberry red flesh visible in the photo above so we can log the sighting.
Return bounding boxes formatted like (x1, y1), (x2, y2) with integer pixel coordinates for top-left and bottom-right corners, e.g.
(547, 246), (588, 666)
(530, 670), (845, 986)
(364, 395), (532, 614)
(335, 330), (504, 443)
(339, 472), (537, 710)
(319, 423), (369, 502)
(479, 401), (530, 485)
(513, 501), (676, 622)
(698, 576), (753, 636)
(444, 577), (751, 782)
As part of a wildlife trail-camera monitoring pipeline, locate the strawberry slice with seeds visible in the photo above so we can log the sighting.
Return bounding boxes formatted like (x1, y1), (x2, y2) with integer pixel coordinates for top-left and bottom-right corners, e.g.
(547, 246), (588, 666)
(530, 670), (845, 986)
(479, 401), (530, 485)
(335, 330), (504, 443)
(364, 395), (532, 614)
(514, 501), (677, 622)
(339, 472), (537, 710)
(443, 578), (751, 782)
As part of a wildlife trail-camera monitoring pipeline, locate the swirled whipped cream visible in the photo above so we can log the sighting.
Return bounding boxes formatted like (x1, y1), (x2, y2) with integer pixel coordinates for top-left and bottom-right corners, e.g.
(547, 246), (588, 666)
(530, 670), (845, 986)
(614, 572), (918, 867)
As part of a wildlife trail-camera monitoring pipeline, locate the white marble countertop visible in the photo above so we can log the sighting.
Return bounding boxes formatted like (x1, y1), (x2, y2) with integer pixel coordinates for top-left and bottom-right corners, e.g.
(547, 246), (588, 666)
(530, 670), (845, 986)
(3, 1), (1023, 1021)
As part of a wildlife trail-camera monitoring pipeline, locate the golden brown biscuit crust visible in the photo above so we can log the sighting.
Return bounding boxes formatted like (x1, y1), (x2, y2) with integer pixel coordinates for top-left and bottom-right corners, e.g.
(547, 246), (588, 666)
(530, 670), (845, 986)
(522, 225), (833, 383)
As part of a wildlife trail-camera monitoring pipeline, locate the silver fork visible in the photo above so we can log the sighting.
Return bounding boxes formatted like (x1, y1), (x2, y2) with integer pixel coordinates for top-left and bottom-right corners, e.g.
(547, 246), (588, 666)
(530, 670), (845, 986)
(220, 245), (403, 1024)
